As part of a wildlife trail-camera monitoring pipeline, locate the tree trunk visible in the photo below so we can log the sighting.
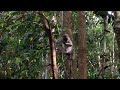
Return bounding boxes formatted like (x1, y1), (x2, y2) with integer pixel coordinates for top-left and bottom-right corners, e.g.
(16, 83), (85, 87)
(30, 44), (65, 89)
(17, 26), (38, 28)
(113, 11), (120, 75)
(111, 33), (115, 78)
(77, 11), (87, 79)
(63, 11), (73, 79)
(48, 29), (58, 79)
(63, 11), (76, 79)
(39, 12), (58, 79)
(100, 16), (107, 79)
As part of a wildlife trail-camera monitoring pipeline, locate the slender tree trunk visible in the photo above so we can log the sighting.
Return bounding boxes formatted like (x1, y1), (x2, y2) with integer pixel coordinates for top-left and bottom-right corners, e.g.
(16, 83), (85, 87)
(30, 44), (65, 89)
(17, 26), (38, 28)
(77, 11), (87, 79)
(48, 30), (58, 79)
(114, 11), (120, 60)
(39, 12), (58, 79)
(113, 11), (120, 75)
(97, 42), (101, 77)
(111, 33), (115, 78)
(100, 16), (107, 79)
(94, 40), (101, 78)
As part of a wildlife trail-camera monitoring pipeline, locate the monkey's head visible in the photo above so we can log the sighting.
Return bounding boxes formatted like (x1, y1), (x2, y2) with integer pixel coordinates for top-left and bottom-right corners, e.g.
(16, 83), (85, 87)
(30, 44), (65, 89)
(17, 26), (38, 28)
(63, 34), (69, 43)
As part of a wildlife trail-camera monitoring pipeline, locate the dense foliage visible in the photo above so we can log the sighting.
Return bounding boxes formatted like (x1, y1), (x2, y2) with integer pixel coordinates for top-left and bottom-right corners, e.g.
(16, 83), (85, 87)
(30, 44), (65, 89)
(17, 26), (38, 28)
(0, 11), (119, 79)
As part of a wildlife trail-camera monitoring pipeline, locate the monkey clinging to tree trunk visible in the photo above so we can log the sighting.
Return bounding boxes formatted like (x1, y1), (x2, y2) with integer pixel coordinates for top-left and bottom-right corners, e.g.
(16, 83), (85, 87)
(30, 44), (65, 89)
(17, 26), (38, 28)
(62, 34), (73, 55)
(56, 33), (73, 79)
(56, 33), (73, 59)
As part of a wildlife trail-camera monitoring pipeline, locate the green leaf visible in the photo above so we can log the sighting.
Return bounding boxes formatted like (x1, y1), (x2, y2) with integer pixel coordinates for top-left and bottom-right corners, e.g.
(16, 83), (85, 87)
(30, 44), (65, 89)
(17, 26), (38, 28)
(15, 57), (22, 65)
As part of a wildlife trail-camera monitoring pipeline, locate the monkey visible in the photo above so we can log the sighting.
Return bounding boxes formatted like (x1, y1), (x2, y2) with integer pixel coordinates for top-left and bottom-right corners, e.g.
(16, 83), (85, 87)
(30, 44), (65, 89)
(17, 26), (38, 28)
(56, 33), (73, 78)
(62, 34), (73, 55)
(56, 33), (73, 56)
(62, 34), (73, 78)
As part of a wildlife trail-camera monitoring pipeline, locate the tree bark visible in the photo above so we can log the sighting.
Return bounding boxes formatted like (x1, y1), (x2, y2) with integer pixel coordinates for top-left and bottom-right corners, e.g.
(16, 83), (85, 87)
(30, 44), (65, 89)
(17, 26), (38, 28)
(100, 15), (107, 79)
(114, 11), (120, 60)
(113, 11), (120, 74)
(77, 11), (87, 79)
(48, 29), (58, 79)
(39, 12), (58, 79)
(63, 11), (76, 79)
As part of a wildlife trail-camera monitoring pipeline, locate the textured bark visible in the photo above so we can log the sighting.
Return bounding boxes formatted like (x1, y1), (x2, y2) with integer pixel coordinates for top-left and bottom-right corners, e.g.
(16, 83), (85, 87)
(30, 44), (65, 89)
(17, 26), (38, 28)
(63, 11), (74, 41)
(63, 11), (73, 79)
(77, 11), (87, 79)
(100, 16), (107, 79)
(39, 12), (58, 79)
(63, 11), (76, 79)
(113, 11), (120, 73)
(113, 11), (120, 74)
(48, 29), (58, 79)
